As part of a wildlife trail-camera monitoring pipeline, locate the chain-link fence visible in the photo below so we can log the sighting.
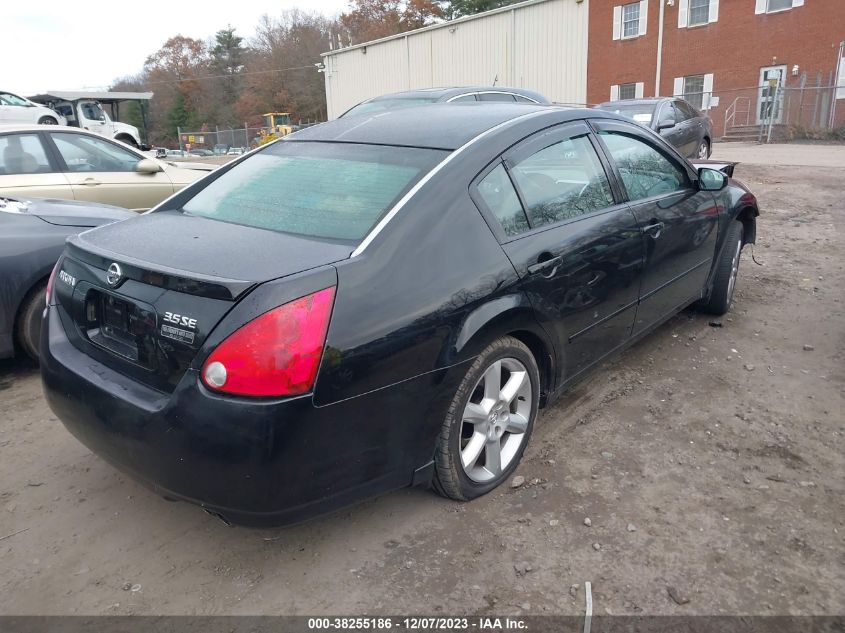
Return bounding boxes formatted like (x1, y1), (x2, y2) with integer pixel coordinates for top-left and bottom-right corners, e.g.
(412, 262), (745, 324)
(686, 76), (845, 142)
(170, 120), (321, 154)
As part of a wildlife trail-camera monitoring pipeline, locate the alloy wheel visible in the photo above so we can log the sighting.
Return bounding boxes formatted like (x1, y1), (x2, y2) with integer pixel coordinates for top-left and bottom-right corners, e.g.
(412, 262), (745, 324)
(698, 141), (709, 159)
(460, 358), (532, 483)
(726, 236), (742, 303)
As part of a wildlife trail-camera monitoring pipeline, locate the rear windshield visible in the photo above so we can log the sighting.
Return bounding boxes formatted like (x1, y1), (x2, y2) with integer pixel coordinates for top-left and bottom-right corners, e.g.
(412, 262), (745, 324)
(342, 97), (438, 117)
(181, 141), (447, 241)
(598, 103), (656, 125)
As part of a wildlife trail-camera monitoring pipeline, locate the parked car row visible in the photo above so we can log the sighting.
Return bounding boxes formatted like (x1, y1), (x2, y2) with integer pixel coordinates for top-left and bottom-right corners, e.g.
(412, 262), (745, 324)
(0, 125), (208, 211)
(36, 103), (757, 527)
(343, 87), (714, 159)
(594, 97), (713, 159)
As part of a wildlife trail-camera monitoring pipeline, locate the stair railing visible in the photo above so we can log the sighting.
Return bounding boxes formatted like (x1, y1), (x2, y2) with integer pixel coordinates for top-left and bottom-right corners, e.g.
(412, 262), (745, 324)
(724, 96), (752, 135)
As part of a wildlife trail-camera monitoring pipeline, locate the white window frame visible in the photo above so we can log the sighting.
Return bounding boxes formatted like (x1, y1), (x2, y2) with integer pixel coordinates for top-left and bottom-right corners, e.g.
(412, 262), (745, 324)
(673, 73), (714, 110)
(679, 0), (719, 27)
(613, 1), (648, 40)
(755, 0), (804, 15)
(611, 82), (645, 101)
(836, 56), (845, 100)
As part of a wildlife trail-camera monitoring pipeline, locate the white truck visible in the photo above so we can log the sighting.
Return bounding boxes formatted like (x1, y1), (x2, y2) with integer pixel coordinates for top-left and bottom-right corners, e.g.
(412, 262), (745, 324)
(28, 91), (152, 148)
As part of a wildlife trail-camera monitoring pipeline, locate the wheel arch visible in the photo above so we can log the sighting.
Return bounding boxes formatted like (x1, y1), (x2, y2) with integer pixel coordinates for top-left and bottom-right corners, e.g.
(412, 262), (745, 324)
(114, 133), (138, 147)
(736, 205), (758, 245)
(452, 293), (557, 407)
(12, 271), (50, 353)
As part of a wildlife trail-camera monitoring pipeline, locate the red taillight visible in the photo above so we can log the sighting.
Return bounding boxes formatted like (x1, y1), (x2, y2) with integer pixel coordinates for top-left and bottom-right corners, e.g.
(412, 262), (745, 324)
(45, 256), (64, 306)
(200, 286), (336, 397)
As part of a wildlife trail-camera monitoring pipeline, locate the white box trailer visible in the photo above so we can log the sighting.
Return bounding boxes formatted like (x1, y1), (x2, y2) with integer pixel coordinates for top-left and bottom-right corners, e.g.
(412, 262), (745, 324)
(320, 0), (589, 119)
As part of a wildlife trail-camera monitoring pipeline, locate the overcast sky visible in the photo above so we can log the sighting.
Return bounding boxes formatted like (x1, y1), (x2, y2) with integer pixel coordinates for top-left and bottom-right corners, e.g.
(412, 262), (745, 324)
(2, 0), (349, 96)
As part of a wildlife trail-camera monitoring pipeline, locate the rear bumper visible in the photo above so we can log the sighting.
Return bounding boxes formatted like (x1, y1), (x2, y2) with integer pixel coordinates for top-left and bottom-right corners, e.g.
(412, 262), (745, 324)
(40, 306), (449, 526)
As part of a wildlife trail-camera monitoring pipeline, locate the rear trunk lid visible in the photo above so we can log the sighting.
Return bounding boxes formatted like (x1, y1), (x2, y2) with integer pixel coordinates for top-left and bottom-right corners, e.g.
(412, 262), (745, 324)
(54, 211), (352, 392)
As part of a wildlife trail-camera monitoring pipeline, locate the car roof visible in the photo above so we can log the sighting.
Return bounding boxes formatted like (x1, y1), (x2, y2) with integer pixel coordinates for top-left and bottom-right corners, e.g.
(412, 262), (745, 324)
(288, 103), (612, 151)
(369, 86), (549, 103)
(596, 98), (668, 108)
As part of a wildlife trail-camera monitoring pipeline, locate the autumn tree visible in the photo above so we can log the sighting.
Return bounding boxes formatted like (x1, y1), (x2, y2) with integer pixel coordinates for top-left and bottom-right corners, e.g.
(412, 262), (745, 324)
(143, 35), (210, 142)
(245, 11), (334, 122)
(445, 0), (522, 18)
(402, 0), (444, 30)
(340, 0), (403, 43)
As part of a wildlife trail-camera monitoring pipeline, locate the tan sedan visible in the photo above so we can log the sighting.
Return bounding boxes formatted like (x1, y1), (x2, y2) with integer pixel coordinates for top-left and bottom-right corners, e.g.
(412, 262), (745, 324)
(0, 125), (213, 211)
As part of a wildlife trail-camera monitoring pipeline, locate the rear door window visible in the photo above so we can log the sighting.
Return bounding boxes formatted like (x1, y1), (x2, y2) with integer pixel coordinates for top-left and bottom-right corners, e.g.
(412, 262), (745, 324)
(181, 142), (447, 242)
(509, 133), (615, 228)
(476, 163), (530, 237)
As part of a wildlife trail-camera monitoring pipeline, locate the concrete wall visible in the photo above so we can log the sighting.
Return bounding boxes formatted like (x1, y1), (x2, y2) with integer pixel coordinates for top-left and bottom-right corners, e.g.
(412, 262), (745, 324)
(322, 0), (589, 119)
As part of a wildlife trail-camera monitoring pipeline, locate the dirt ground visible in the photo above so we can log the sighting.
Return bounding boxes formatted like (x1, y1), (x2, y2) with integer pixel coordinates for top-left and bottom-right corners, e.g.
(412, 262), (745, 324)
(0, 147), (843, 617)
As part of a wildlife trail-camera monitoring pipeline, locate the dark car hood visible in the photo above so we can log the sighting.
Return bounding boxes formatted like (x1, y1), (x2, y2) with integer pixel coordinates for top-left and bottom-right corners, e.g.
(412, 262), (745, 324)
(67, 210), (354, 300)
(1, 196), (134, 227)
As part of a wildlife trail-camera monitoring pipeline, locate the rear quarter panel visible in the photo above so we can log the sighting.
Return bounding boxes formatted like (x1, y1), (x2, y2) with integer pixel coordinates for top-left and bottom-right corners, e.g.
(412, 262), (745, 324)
(0, 215), (70, 357)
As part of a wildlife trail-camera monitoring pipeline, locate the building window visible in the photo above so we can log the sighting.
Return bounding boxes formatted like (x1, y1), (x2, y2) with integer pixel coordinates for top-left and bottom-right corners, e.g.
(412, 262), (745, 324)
(767, 0), (792, 10)
(688, 0), (710, 25)
(622, 3), (641, 37)
(611, 82), (644, 101)
(682, 75), (706, 110)
(755, 0), (804, 14)
(619, 83), (638, 100)
(679, 0), (718, 28)
(613, 1), (647, 40)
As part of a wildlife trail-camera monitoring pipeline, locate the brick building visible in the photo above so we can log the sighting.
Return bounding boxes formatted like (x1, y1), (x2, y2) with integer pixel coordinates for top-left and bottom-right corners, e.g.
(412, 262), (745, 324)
(323, 0), (845, 136)
(589, 0), (845, 137)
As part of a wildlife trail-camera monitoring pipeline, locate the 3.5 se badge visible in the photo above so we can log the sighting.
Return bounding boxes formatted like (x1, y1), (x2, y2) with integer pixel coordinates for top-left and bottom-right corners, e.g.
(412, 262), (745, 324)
(160, 311), (198, 345)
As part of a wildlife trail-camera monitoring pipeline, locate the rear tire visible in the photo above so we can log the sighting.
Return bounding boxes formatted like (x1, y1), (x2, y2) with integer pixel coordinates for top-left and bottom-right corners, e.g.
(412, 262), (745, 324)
(16, 284), (47, 362)
(697, 138), (711, 159)
(433, 336), (539, 501)
(699, 220), (743, 315)
(38, 116), (58, 125)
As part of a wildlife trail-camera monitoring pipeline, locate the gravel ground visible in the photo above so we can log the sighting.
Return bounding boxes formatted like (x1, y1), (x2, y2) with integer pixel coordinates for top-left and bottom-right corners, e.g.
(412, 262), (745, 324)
(0, 153), (842, 617)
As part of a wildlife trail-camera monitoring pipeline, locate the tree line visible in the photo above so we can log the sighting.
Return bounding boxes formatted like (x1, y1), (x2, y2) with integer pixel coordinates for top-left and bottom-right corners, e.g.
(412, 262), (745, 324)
(111, 0), (524, 146)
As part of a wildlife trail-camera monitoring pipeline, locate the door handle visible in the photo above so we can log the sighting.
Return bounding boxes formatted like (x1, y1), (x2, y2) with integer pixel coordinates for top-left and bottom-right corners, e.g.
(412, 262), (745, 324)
(527, 255), (562, 277)
(81, 178), (102, 187)
(641, 221), (664, 238)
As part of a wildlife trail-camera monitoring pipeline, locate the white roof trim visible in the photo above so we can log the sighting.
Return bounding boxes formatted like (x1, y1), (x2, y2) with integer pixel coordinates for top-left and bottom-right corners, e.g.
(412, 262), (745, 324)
(322, 0), (559, 57)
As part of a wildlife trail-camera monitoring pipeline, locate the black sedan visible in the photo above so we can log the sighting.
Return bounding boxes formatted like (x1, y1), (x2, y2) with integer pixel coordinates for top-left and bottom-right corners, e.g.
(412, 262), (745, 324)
(340, 86), (549, 117)
(0, 196), (132, 361)
(595, 97), (714, 159)
(41, 104), (759, 526)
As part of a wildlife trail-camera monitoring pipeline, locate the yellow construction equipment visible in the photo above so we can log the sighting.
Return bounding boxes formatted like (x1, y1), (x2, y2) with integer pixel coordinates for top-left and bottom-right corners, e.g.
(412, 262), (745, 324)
(259, 112), (294, 145)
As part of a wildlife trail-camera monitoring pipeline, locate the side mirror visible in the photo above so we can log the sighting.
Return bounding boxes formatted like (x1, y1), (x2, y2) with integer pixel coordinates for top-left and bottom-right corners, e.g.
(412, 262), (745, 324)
(697, 167), (727, 191)
(657, 118), (676, 131)
(136, 159), (163, 174)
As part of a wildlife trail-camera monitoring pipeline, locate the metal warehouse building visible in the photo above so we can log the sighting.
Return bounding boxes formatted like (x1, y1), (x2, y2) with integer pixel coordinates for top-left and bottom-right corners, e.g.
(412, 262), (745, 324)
(321, 0), (588, 119)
